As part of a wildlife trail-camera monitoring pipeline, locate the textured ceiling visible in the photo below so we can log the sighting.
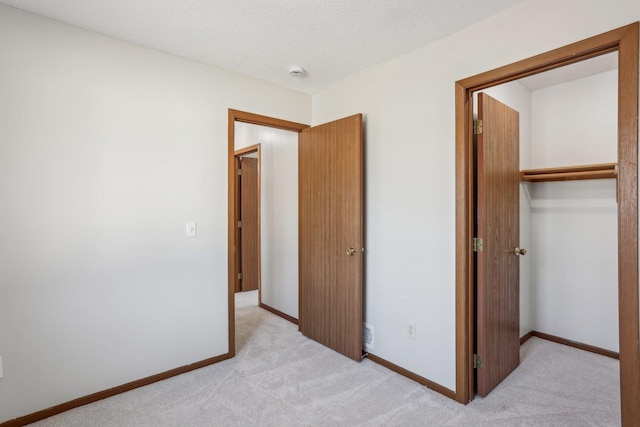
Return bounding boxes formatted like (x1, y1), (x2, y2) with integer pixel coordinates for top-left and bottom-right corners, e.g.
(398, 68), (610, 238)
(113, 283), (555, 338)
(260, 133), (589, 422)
(0, 0), (527, 94)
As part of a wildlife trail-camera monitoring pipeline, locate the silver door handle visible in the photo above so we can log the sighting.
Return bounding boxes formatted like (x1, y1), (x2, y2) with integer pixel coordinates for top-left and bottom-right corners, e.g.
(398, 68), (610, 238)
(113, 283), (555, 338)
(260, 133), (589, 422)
(514, 247), (527, 256)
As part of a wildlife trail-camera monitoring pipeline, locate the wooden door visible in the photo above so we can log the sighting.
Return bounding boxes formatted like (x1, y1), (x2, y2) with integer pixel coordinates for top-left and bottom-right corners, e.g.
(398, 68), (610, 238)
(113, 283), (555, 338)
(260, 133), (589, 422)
(476, 93), (521, 396)
(240, 157), (259, 292)
(298, 114), (364, 361)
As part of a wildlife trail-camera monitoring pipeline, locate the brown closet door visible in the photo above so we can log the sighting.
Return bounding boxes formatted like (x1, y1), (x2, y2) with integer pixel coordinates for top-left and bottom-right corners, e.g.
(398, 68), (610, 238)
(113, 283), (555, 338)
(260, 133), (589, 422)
(240, 157), (259, 291)
(298, 114), (364, 361)
(476, 93), (520, 396)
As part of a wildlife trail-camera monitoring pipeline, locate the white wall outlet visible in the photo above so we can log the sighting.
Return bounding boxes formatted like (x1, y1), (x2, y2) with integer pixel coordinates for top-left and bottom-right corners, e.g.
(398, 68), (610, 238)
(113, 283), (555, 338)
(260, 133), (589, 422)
(0, 355), (3, 378)
(406, 322), (417, 340)
(186, 222), (197, 238)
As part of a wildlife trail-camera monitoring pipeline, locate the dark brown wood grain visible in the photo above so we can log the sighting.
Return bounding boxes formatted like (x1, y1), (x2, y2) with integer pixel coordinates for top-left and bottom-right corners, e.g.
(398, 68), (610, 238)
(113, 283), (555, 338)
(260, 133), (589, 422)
(228, 110), (237, 356)
(475, 93), (521, 397)
(298, 114), (364, 361)
(616, 22), (640, 427)
(521, 162), (617, 182)
(455, 81), (475, 403)
(240, 156), (260, 291)
(234, 155), (242, 293)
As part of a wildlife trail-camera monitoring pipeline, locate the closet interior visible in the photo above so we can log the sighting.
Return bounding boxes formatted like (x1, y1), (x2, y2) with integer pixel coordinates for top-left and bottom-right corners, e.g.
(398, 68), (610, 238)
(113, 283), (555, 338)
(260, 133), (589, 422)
(483, 50), (620, 358)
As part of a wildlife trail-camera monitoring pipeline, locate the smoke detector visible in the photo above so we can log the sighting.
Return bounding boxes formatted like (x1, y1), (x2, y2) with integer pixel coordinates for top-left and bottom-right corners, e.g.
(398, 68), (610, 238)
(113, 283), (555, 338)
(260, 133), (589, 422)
(288, 65), (305, 77)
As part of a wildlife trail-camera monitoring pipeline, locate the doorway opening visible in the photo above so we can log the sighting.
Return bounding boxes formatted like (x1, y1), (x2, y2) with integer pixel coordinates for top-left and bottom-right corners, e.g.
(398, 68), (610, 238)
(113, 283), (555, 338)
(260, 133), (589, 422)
(455, 22), (639, 425)
(227, 110), (308, 357)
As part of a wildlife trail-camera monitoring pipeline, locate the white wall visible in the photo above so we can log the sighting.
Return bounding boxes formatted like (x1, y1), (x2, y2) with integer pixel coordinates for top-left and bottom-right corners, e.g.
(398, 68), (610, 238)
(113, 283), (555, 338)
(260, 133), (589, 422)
(480, 82), (534, 338)
(481, 70), (618, 350)
(530, 70), (618, 351)
(1, 0), (637, 419)
(234, 123), (299, 318)
(312, 0), (639, 391)
(0, 5), (310, 423)
(530, 70), (618, 168)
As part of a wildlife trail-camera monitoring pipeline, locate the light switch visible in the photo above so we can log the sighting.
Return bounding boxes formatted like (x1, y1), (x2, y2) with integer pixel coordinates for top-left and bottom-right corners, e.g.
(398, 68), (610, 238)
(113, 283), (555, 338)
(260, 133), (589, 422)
(186, 222), (197, 237)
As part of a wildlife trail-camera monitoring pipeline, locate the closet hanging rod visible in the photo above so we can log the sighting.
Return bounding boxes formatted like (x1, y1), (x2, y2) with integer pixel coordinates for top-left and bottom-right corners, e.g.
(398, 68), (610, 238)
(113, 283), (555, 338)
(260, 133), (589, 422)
(520, 162), (617, 182)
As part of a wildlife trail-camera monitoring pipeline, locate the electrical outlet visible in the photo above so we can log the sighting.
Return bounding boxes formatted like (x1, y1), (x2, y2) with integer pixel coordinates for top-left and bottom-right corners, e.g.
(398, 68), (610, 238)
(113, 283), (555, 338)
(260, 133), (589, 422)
(406, 322), (417, 340)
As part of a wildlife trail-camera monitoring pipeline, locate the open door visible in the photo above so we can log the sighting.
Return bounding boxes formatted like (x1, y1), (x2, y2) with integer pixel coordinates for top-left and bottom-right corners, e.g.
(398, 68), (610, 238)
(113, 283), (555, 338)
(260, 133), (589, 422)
(239, 156), (259, 292)
(475, 93), (521, 396)
(298, 114), (364, 362)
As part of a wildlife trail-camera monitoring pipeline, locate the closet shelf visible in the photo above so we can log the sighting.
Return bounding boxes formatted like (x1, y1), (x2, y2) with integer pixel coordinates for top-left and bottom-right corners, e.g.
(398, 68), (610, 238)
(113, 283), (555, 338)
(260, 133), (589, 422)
(520, 163), (617, 182)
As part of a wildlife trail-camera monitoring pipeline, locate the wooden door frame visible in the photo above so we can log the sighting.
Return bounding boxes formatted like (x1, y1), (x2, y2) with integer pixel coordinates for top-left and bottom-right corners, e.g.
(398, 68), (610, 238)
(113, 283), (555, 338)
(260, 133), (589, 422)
(234, 145), (261, 294)
(227, 109), (309, 356)
(455, 22), (639, 425)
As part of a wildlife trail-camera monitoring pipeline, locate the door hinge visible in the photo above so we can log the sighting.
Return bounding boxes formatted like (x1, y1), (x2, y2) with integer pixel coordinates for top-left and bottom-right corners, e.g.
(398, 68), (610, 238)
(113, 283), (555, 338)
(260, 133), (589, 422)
(238, 273), (243, 280)
(473, 119), (483, 135)
(473, 354), (483, 369)
(473, 237), (483, 252)
(237, 168), (242, 176)
(237, 221), (242, 228)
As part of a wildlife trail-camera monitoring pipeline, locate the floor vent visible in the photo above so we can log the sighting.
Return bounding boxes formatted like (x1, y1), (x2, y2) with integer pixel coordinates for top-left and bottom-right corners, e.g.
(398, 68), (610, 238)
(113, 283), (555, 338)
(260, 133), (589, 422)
(363, 322), (374, 351)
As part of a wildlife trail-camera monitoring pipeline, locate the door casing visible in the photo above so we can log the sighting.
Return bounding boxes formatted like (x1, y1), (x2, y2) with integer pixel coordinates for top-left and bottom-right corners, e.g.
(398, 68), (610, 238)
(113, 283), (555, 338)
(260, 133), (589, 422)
(455, 22), (639, 426)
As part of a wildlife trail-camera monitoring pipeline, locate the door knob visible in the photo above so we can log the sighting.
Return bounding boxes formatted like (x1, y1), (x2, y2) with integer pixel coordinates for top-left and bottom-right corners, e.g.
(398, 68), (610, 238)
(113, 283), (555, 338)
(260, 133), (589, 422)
(346, 247), (357, 256)
(514, 247), (527, 256)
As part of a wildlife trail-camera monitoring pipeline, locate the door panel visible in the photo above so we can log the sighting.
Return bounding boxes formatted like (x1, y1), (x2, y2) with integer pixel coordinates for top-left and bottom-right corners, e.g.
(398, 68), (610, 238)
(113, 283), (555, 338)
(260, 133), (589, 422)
(234, 156), (242, 293)
(476, 93), (520, 396)
(240, 157), (259, 292)
(298, 114), (364, 361)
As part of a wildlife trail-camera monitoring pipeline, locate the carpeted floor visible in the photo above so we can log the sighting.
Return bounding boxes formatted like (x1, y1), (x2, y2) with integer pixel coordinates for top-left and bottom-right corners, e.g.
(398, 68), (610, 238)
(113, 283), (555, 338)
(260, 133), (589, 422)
(28, 290), (620, 426)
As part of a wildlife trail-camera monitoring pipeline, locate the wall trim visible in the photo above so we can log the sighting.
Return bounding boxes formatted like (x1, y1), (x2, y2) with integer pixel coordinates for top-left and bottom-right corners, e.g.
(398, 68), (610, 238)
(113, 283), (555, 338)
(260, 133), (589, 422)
(520, 331), (534, 345)
(528, 331), (620, 360)
(259, 302), (299, 325)
(0, 353), (231, 427)
(366, 353), (456, 401)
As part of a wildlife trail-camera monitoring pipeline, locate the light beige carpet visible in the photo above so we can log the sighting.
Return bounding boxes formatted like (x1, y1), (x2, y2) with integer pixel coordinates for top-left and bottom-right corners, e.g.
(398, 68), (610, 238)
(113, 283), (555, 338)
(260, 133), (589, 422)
(29, 290), (620, 426)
